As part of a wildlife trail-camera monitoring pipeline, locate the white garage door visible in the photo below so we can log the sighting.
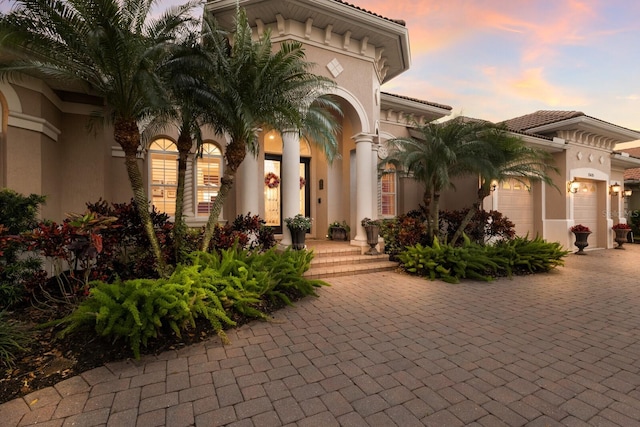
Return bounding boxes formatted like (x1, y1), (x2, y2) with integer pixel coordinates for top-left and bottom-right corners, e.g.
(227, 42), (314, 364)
(497, 179), (534, 237)
(573, 180), (599, 246)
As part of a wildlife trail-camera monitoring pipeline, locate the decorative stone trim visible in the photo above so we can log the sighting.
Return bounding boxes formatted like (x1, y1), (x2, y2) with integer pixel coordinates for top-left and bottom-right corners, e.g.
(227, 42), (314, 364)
(7, 111), (61, 142)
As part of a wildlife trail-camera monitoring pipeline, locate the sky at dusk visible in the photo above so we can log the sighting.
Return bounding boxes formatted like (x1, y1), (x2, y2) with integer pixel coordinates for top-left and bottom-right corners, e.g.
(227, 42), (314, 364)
(1, 0), (639, 133)
(365, 0), (640, 133)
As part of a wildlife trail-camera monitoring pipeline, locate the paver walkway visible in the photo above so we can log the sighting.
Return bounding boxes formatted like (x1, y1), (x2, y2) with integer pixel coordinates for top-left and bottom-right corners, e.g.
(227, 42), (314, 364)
(2, 245), (640, 426)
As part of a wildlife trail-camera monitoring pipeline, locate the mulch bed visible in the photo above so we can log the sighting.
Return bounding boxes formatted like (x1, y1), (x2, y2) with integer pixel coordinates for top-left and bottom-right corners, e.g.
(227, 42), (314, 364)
(0, 294), (296, 404)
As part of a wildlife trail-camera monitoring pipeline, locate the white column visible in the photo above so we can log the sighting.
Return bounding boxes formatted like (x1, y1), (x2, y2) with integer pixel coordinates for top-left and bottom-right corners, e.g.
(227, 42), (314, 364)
(353, 133), (374, 243)
(371, 142), (379, 219)
(279, 130), (301, 248)
(237, 152), (259, 216)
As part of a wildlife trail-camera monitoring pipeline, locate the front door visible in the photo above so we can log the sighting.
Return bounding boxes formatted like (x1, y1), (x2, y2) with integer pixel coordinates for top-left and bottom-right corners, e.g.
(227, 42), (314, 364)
(264, 154), (310, 234)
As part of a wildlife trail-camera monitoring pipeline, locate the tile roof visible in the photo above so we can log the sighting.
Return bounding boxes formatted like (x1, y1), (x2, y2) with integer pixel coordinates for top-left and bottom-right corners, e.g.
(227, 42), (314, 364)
(381, 92), (452, 111)
(333, 0), (406, 26)
(501, 111), (585, 132)
(624, 168), (640, 181)
(620, 148), (640, 181)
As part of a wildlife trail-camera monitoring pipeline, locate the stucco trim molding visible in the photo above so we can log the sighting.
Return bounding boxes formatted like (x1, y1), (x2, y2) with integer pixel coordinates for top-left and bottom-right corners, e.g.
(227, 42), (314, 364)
(111, 145), (145, 159)
(7, 111), (61, 142)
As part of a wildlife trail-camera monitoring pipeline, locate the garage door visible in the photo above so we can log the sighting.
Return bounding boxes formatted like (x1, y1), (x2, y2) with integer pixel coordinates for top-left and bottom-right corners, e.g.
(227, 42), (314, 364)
(497, 178), (534, 237)
(573, 180), (599, 246)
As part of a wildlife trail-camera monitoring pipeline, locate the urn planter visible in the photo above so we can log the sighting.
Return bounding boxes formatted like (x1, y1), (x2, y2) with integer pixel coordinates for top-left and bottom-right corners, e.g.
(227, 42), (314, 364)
(364, 225), (380, 255)
(572, 231), (591, 255)
(329, 226), (348, 241)
(613, 228), (630, 249)
(289, 227), (306, 250)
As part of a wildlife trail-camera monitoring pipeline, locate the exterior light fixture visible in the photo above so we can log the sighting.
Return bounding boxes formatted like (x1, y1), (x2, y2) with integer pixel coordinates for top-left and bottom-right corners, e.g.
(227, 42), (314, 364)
(568, 179), (580, 194)
(490, 180), (498, 192)
(624, 189), (633, 198)
(610, 182), (621, 196)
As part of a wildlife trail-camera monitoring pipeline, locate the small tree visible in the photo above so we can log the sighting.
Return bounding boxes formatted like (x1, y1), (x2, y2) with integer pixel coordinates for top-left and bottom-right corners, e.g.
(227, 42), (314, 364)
(0, 0), (200, 275)
(383, 118), (495, 240)
(192, 9), (341, 251)
(449, 126), (558, 245)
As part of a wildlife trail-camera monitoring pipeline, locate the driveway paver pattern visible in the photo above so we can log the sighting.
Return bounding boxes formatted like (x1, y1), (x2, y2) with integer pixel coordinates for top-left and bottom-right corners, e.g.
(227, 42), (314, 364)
(2, 245), (640, 426)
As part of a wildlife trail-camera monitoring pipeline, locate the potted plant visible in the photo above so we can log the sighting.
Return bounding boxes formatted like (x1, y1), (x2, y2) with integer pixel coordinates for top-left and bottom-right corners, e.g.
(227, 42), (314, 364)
(328, 221), (350, 241)
(570, 224), (591, 255)
(612, 223), (631, 249)
(284, 214), (311, 250)
(361, 217), (381, 255)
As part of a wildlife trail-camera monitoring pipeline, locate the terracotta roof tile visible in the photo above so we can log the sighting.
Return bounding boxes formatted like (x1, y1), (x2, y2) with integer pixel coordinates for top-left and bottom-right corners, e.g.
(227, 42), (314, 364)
(501, 111), (585, 132)
(333, 0), (406, 26)
(381, 92), (452, 111)
(624, 168), (640, 181)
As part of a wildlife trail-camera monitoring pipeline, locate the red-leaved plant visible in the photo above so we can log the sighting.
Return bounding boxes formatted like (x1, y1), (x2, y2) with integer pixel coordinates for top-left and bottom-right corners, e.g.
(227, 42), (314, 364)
(612, 223), (631, 230)
(570, 224), (591, 233)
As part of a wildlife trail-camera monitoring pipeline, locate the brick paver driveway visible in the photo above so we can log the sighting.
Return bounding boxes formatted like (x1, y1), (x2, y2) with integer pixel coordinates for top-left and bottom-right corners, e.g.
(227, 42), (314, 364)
(2, 245), (640, 426)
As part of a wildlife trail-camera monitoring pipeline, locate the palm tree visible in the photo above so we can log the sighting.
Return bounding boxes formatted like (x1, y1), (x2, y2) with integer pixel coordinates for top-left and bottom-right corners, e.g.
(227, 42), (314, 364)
(143, 35), (208, 262)
(0, 0), (200, 275)
(193, 9), (341, 251)
(448, 126), (558, 245)
(383, 118), (495, 240)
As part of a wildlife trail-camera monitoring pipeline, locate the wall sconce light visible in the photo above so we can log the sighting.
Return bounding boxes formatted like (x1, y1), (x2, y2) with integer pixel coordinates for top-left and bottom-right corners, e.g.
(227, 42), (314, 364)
(624, 189), (633, 198)
(568, 179), (580, 194)
(610, 182), (621, 196)
(490, 180), (498, 192)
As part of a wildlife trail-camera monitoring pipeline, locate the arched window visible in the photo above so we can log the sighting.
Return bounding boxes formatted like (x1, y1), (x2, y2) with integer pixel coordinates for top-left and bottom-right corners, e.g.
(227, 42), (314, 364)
(149, 138), (178, 215)
(379, 163), (396, 217)
(196, 142), (222, 217)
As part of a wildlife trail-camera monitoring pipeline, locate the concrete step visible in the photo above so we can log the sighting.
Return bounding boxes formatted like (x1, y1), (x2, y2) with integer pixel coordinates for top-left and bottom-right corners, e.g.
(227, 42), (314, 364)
(304, 260), (398, 280)
(303, 240), (398, 279)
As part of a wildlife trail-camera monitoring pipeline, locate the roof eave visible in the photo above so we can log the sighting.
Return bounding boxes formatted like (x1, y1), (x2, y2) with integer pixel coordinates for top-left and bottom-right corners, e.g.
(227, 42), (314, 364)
(381, 93), (451, 121)
(612, 152), (640, 169)
(527, 116), (640, 143)
(514, 134), (567, 153)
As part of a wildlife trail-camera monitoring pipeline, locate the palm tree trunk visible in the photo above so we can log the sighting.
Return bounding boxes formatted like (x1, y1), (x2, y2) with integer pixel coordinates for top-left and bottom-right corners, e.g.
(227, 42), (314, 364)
(173, 150), (188, 262)
(173, 130), (193, 262)
(115, 119), (167, 276)
(450, 203), (478, 246)
(431, 191), (441, 241)
(200, 138), (246, 251)
(200, 174), (234, 251)
(450, 184), (491, 246)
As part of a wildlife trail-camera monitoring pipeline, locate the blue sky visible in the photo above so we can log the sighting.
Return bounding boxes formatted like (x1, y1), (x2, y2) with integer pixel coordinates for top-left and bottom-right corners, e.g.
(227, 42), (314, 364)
(2, 0), (639, 132)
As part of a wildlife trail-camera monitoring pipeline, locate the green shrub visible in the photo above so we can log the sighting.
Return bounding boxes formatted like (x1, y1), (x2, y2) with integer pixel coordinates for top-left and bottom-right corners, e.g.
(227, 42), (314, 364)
(486, 235), (569, 275)
(399, 235), (568, 283)
(0, 189), (47, 308)
(399, 236), (498, 283)
(56, 246), (327, 358)
(57, 273), (237, 359)
(0, 310), (31, 366)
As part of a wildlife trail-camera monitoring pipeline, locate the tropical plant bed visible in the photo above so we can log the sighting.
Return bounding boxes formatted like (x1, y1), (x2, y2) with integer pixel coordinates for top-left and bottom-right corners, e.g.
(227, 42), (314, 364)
(0, 287), (301, 404)
(399, 235), (569, 284)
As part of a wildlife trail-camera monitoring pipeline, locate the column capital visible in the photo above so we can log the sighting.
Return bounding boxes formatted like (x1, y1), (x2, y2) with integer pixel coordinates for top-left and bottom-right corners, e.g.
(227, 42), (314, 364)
(353, 132), (375, 144)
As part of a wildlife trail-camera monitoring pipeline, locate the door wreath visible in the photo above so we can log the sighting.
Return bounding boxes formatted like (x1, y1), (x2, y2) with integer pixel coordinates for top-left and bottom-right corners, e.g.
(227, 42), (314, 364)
(265, 172), (280, 188)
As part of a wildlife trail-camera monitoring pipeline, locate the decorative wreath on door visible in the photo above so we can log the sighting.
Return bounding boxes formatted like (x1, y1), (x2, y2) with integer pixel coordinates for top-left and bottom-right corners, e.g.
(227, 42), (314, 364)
(265, 172), (280, 188)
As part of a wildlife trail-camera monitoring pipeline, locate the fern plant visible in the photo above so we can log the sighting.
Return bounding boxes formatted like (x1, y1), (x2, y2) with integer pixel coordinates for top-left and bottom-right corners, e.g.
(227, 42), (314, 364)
(399, 234), (568, 283)
(56, 245), (328, 358)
